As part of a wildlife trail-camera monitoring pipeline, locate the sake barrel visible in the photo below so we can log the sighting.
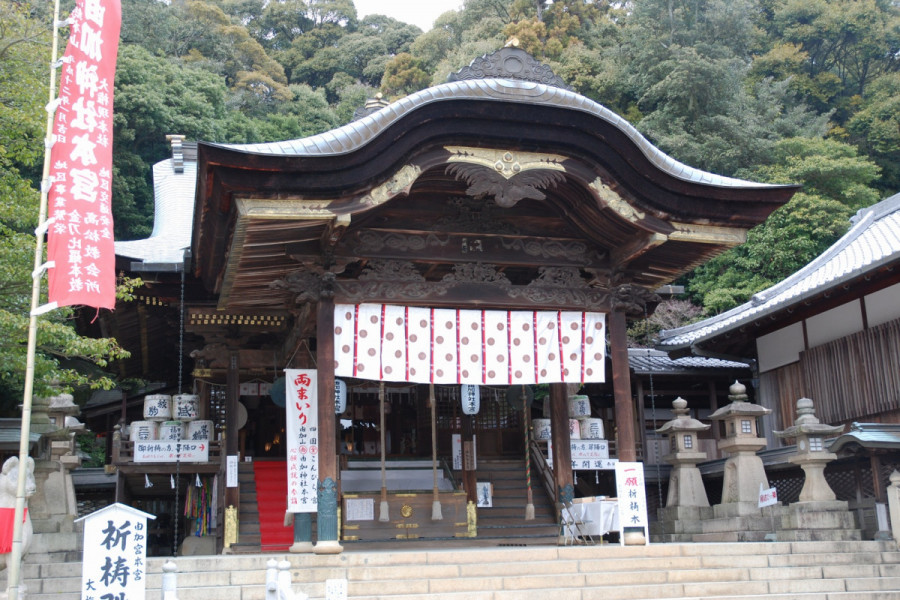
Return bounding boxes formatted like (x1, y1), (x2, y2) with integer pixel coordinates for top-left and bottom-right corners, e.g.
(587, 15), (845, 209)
(568, 419), (581, 439)
(568, 395), (591, 418)
(579, 418), (605, 440)
(187, 420), (213, 441)
(130, 421), (158, 442)
(532, 419), (552, 440)
(173, 394), (199, 421)
(158, 421), (184, 441)
(143, 394), (172, 421)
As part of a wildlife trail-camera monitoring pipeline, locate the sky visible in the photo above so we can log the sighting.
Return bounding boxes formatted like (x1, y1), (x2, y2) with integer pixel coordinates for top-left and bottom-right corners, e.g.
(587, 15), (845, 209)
(354, 0), (464, 32)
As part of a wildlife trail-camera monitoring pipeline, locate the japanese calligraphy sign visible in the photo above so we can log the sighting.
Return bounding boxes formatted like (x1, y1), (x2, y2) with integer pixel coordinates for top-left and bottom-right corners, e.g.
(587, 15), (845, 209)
(758, 483), (778, 508)
(47, 0), (121, 310)
(76, 503), (154, 600)
(286, 369), (319, 513)
(133, 441), (209, 463)
(614, 462), (649, 546)
(546, 440), (617, 470)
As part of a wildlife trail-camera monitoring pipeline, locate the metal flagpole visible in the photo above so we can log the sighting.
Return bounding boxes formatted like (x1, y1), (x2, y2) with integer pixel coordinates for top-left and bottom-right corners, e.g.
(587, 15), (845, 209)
(9, 0), (64, 596)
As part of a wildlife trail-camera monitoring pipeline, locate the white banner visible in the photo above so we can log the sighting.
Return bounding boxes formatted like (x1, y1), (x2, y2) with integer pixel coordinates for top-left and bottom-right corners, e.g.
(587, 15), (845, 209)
(615, 462), (649, 545)
(286, 369), (318, 512)
(334, 304), (606, 384)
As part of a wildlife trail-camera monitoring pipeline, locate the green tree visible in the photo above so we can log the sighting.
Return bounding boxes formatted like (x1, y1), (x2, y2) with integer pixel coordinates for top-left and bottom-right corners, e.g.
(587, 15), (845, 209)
(847, 72), (900, 192)
(112, 45), (231, 238)
(752, 0), (900, 121)
(381, 52), (431, 98)
(0, 1), (129, 415)
(689, 137), (881, 312)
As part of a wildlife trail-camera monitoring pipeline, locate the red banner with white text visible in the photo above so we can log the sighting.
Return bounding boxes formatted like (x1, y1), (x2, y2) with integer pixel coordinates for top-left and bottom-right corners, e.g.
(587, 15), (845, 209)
(46, 0), (121, 310)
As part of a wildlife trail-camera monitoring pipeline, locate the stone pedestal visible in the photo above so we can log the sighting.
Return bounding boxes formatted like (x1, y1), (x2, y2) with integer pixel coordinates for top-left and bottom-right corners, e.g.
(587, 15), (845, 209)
(651, 505), (714, 542)
(774, 500), (860, 541)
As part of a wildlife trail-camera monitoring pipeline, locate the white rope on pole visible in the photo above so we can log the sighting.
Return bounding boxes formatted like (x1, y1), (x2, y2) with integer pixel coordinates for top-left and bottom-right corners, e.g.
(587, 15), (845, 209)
(9, 0), (64, 596)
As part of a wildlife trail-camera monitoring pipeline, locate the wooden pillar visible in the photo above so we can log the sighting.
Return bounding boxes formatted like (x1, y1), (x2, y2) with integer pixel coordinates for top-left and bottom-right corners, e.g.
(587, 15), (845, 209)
(462, 415), (477, 503)
(549, 382), (573, 504)
(225, 348), (239, 509)
(609, 311), (637, 462)
(314, 291), (342, 553)
(871, 454), (886, 502)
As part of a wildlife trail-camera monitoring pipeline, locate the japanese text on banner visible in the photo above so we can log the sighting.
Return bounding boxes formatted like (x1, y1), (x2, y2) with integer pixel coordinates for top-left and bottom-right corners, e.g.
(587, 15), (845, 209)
(286, 369), (319, 513)
(47, 0), (121, 310)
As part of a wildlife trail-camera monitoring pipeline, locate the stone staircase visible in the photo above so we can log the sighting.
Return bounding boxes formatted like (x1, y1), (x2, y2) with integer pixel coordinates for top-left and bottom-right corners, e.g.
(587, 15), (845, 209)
(475, 458), (559, 541)
(6, 539), (900, 599)
(231, 460), (264, 553)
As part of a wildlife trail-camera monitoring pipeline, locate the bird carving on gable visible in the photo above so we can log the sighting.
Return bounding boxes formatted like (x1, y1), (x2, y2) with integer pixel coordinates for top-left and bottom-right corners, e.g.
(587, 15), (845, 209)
(446, 163), (566, 208)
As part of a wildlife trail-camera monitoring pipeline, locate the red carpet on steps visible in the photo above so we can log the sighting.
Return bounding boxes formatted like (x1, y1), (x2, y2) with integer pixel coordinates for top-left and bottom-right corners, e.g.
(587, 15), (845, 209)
(253, 461), (293, 551)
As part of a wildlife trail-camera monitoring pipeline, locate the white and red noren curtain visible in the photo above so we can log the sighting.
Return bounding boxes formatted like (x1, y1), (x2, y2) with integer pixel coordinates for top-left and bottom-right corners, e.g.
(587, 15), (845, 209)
(47, 0), (121, 310)
(334, 304), (606, 385)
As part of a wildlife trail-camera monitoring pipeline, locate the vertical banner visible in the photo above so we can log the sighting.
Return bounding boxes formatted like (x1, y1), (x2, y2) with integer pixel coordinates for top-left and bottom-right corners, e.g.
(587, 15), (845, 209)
(76, 503), (155, 600)
(286, 369), (318, 513)
(47, 0), (121, 309)
(615, 462), (649, 546)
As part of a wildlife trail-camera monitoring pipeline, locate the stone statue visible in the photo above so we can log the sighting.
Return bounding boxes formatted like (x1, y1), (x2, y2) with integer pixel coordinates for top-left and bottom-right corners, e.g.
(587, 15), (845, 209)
(0, 456), (36, 599)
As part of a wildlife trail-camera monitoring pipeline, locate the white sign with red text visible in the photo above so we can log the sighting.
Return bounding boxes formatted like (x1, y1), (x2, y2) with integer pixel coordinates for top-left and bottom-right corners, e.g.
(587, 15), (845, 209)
(286, 369), (318, 512)
(759, 483), (779, 508)
(133, 441), (208, 463)
(615, 462), (649, 546)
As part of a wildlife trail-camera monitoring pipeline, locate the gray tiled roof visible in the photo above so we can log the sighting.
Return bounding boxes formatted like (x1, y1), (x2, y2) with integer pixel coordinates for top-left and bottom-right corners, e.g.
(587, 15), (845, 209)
(658, 193), (900, 350)
(827, 422), (900, 452)
(628, 348), (749, 374)
(114, 159), (197, 266)
(214, 78), (781, 190)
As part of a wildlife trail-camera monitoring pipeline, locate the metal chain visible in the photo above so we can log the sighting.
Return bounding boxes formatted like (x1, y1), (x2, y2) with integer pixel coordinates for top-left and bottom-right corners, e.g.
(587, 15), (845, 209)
(645, 304), (663, 511)
(173, 269), (185, 557)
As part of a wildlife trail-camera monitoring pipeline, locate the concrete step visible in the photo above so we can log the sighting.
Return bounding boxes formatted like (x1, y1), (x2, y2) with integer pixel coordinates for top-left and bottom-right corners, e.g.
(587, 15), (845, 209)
(7, 540), (899, 599)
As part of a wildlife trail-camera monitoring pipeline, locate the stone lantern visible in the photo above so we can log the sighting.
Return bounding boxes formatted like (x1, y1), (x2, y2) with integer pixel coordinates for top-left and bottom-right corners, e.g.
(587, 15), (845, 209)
(709, 380), (771, 507)
(656, 397), (711, 508)
(774, 397), (843, 503)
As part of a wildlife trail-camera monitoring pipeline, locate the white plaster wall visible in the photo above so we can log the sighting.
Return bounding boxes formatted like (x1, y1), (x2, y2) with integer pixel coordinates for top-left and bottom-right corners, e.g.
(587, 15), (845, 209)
(865, 282), (900, 327)
(757, 321), (805, 373)
(806, 300), (864, 348)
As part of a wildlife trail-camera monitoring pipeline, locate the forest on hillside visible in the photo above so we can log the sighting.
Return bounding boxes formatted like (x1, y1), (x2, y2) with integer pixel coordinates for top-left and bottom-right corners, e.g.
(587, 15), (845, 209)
(0, 0), (898, 404)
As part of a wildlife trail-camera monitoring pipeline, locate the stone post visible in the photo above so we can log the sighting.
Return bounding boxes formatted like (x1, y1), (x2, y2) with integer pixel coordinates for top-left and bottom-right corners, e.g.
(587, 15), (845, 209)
(710, 381), (771, 510)
(887, 471), (900, 546)
(161, 560), (178, 600)
(774, 397), (843, 503)
(772, 397), (859, 541)
(652, 398), (712, 542)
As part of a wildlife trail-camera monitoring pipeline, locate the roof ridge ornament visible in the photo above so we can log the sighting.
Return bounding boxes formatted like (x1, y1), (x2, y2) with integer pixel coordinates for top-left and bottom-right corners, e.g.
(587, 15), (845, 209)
(447, 46), (572, 91)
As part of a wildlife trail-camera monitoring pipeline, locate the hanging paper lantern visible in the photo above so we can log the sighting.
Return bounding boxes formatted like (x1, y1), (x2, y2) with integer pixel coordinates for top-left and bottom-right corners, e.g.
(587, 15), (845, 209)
(461, 384), (480, 415)
(334, 379), (347, 414)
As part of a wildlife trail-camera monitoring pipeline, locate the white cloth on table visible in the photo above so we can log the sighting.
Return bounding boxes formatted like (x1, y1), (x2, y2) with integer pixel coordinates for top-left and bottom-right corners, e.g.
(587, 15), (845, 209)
(562, 500), (619, 537)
